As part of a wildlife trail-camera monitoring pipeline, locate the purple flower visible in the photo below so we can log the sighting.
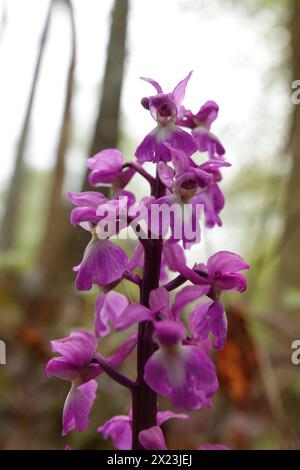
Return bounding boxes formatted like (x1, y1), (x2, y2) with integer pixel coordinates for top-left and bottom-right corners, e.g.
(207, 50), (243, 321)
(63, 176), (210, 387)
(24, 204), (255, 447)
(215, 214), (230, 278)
(179, 101), (225, 159)
(113, 287), (218, 410)
(139, 426), (168, 450)
(127, 243), (168, 282)
(46, 331), (137, 436)
(188, 299), (227, 350)
(144, 320), (218, 409)
(94, 291), (129, 337)
(68, 191), (131, 289)
(68, 191), (108, 229)
(98, 410), (187, 450)
(135, 73), (197, 163)
(194, 250), (250, 294)
(74, 238), (128, 290)
(87, 148), (135, 188)
(139, 426), (229, 450)
(46, 331), (100, 436)
(155, 147), (231, 240)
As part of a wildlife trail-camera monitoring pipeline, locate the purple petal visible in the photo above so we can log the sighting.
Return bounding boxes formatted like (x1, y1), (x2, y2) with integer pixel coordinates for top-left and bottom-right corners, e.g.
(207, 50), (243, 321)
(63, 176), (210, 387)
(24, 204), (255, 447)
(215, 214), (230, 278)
(149, 287), (170, 316)
(139, 426), (167, 450)
(157, 162), (175, 189)
(214, 273), (247, 292)
(140, 77), (163, 94)
(108, 332), (138, 368)
(195, 101), (219, 128)
(69, 206), (99, 226)
(127, 243), (144, 272)
(207, 251), (250, 276)
(94, 291), (129, 337)
(62, 380), (98, 436)
(157, 411), (188, 426)
(46, 357), (79, 381)
(145, 345), (218, 410)
(192, 128), (225, 158)
(165, 145), (190, 175)
(193, 183), (224, 228)
(75, 239), (128, 290)
(135, 126), (196, 164)
(67, 191), (106, 208)
(51, 331), (97, 367)
(172, 71), (192, 107)
(189, 301), (227, 350)
(172, 285), (210, 320)
(135, 130), (160, 163)
(207, 301), (227, 349)
(87, 149), (123, 187)
(153, 320), (185, 347)
(98, 415), (132, 450)
(163, 242), (206, 285)
(166, 125), (197, 158)
(114, 304), (153, 331)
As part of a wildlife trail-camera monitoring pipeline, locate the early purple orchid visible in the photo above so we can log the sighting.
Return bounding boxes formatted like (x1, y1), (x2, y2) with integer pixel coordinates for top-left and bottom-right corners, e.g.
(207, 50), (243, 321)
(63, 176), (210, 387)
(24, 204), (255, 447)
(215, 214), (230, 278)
(46, 331), (137, 436)
(46, 331), (100, 436)
(47, 72), (249, 450)
(179, 100), (225, 159)
(135, 73), (197, 163)
(68, 190), (135, 289)
(87, 148), (135, 189)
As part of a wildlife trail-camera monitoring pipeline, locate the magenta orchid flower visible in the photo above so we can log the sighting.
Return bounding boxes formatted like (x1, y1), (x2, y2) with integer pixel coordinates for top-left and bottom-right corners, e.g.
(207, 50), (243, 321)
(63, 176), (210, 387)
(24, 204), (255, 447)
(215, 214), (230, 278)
(179, 101), (225, 159)
(68, 190), (134, 289)
(98, 410), (187, 450)
(46, 331), (99, 436)
(135, 73), (197, 163)
(194, 250), (250, 294)
(46, 331), (137, 436)
(87, 148), (135, 188)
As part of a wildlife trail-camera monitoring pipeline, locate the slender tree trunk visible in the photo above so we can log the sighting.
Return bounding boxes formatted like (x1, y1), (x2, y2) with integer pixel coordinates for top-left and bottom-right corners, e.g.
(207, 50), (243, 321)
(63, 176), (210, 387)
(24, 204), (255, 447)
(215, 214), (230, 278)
(60, 0), (129, 280)
(39, 0), (76, 282)
(82, 0), (129, 191)
(278, 0), (300, 304)
(0, 1), (53, 250)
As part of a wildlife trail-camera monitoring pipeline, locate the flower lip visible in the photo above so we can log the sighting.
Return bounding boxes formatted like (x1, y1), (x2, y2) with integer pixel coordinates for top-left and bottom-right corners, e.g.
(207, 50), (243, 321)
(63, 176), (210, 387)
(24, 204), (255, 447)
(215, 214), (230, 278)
(153, 320), (185, 347)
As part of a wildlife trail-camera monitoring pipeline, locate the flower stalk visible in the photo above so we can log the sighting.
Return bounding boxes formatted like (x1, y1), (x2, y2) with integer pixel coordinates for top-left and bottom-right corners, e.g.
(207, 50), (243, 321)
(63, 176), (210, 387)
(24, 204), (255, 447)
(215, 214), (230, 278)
(132, 173), (165, 449)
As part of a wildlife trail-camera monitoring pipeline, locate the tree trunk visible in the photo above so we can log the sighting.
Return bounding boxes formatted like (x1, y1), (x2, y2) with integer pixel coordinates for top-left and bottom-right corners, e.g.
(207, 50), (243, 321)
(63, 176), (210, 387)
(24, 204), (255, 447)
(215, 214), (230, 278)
(82, 0), (129, 191)
(39, 0), (76, 282)
(278, 0), (300, 305)
(60, 0), (129, 282)
(0, 2), (53, 250)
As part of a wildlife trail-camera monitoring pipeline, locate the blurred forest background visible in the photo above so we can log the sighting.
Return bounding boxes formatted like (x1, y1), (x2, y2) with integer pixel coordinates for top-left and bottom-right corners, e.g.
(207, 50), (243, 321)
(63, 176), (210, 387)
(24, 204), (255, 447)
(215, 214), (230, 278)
(0, 0), (300, 450)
